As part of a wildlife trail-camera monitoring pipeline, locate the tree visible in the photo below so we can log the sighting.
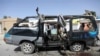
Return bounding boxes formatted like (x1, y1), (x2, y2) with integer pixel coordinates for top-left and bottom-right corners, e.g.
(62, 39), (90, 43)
(3, 27), (7, 31)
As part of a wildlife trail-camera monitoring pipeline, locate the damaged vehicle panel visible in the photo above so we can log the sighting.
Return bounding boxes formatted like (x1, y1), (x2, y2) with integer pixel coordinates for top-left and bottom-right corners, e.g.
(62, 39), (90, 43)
(4, 10), (99, 54)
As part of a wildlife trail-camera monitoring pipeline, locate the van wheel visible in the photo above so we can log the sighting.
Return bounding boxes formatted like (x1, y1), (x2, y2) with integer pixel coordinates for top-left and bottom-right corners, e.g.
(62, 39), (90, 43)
(20, 42), (35, 54)
(70, 43), (84, 52)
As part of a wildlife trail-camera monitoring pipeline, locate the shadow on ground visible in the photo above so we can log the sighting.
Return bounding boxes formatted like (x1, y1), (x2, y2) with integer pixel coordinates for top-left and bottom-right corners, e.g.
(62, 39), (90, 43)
(14, 47), (21, 51)
(14, 46), (100, 56)
(14, 46), (64, 52)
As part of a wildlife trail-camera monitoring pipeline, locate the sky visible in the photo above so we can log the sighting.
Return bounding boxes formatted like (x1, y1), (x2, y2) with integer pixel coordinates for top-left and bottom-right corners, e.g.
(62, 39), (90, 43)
(0, 0), (100, 19)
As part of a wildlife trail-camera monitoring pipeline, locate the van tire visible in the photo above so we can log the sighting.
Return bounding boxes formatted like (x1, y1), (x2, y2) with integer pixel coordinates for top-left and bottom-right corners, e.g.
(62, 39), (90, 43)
(20, 42), (35, 54)
(70, 43), (84, 52)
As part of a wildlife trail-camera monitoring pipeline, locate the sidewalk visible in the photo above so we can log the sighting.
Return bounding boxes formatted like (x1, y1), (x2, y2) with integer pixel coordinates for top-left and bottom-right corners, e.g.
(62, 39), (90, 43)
(0, 34), (4, 40)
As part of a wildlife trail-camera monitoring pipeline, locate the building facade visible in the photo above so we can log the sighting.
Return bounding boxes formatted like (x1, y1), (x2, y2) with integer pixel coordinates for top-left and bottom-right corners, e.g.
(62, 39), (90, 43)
(0, 16), (21, 34)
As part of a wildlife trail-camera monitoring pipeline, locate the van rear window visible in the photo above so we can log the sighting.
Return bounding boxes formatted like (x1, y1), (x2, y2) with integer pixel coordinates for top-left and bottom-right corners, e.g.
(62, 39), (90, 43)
(7, 28), (13, 34)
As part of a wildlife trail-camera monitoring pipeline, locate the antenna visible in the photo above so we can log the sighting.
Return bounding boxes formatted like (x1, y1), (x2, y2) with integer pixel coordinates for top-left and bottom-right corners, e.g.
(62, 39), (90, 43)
(36, 7), (39, 16)
(36, 7), (44, 21)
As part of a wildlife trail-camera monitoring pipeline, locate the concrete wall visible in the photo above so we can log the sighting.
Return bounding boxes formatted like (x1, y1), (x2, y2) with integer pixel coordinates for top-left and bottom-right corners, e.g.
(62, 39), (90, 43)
(0, 24), (1, 33)
(0, 18), (18, 34)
